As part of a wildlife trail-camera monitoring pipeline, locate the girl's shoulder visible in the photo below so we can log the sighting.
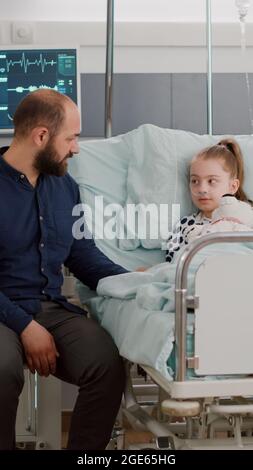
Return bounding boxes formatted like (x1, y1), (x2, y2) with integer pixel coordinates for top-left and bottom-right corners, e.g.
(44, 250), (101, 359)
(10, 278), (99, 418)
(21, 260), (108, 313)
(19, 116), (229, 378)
(179, 213), (198, 226)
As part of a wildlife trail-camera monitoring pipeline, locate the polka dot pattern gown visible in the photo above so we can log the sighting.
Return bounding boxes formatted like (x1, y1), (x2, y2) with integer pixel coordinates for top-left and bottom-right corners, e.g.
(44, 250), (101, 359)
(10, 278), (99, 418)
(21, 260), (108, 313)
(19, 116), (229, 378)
(165, 212), (211, 263)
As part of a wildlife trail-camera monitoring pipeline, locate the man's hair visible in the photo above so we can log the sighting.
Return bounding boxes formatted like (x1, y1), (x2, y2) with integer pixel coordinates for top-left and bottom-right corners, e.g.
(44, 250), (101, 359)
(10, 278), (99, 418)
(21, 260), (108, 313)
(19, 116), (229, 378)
(13, 89), (71, 139)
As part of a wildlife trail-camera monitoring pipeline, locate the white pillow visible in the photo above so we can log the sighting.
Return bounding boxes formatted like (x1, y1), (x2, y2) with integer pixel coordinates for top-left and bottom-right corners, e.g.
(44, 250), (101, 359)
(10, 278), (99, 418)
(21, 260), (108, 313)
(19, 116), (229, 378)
(69, 127), (253, 255)
(119, 124), (214, 250)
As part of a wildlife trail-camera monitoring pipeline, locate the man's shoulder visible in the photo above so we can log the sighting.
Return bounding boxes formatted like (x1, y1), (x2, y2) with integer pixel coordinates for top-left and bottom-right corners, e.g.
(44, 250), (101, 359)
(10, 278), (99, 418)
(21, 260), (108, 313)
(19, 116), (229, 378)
(47, 172), (78, 190)
(62, 172), (78, 188)
(45, 173), (79, 201)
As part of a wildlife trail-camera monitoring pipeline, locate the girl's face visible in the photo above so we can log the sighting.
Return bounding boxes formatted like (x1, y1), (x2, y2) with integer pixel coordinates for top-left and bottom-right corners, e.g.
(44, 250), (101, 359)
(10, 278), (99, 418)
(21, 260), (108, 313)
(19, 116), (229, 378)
(190, 157), (239, 218)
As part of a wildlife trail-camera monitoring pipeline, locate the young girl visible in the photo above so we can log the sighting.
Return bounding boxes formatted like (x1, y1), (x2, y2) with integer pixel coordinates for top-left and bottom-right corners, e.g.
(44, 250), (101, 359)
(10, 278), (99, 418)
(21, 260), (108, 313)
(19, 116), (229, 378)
(166, 138), (251, 263)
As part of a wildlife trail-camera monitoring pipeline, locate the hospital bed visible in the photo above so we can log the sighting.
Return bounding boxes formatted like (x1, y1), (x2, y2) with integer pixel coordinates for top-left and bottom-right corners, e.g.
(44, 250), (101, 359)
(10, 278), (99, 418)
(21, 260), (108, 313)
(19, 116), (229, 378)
(68, 124), (253, 450)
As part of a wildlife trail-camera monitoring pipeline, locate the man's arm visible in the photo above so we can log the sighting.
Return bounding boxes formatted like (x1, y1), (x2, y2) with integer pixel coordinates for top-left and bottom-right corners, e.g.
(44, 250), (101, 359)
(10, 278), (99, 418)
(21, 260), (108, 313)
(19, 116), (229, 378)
(21, 320), (59, 377)
(64, 175), (128, 290)
(65, 237), (128, 291)
(0, 291), (33, 334)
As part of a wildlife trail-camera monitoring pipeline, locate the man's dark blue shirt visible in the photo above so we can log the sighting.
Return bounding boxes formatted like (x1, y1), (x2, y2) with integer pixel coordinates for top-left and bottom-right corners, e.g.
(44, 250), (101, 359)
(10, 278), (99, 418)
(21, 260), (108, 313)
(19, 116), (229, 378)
(0, 147), (127, 334)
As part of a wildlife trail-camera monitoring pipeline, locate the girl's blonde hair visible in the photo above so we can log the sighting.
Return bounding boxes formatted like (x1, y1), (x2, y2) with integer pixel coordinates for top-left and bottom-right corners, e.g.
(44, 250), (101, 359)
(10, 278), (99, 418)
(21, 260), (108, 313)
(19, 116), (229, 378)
(195, 138), (249, 202)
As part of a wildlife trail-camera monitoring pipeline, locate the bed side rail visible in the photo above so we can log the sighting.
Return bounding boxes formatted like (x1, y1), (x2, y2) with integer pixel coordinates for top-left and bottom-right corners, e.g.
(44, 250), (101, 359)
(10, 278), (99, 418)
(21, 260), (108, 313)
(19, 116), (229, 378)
(174, 231), (253, 381)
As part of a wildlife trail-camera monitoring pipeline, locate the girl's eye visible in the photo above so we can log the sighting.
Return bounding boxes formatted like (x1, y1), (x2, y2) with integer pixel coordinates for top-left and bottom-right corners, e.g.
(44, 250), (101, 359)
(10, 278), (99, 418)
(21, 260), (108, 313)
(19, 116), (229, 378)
(209, 179), (217, 184)
(190, 179), (198, 185)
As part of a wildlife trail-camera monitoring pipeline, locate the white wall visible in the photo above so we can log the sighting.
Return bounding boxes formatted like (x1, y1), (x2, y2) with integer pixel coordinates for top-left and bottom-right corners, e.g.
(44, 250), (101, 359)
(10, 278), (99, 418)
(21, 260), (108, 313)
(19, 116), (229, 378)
(1, 0), (253, 22)
(1, 19), (253, 73)
(1, 1), (253, 73)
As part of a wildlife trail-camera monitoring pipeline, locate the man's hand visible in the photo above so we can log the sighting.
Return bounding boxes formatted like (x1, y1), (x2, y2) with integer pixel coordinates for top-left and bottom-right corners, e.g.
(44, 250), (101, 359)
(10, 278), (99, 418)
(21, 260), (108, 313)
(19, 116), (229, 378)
(20, 320), (59, 377)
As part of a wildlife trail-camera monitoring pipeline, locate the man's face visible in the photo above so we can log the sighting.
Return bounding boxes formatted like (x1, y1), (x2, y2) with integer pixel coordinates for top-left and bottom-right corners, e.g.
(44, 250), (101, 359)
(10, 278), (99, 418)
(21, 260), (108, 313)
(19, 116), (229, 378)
(34, 102), (80, 176)
(34, 139), (73, 176)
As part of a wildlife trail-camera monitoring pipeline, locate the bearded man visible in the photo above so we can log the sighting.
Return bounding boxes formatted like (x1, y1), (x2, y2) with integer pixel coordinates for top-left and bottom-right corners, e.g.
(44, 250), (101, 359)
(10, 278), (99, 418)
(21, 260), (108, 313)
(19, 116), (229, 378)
(0, 89), (126, 450)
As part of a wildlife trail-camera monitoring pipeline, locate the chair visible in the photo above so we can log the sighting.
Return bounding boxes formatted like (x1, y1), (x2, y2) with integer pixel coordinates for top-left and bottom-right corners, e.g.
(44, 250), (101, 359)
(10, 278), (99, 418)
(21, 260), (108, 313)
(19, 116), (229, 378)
(16, 368), (61, 449)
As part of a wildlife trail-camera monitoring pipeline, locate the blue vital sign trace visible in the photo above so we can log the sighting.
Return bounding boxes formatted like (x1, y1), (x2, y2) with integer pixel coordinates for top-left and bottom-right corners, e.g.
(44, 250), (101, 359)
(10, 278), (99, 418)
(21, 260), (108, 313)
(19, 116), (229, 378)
(0, 48), (79, 133)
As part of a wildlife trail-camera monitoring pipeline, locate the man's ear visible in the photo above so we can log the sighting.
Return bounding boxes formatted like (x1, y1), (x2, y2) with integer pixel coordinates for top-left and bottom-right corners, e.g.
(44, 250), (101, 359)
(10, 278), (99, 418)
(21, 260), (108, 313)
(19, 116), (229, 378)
(31, 127), (49, 148)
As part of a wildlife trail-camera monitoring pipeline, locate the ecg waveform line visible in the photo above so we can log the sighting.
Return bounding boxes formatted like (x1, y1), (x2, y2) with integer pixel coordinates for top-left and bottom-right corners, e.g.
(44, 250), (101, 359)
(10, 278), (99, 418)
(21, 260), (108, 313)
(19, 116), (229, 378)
(8, 85), (58, 93)
(6, 53), (57, 74)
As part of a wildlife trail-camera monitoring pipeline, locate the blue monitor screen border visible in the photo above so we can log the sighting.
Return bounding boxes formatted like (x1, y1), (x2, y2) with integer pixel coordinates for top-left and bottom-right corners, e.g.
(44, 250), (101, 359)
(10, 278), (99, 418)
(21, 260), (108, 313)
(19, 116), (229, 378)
(0, 47), (80, 133)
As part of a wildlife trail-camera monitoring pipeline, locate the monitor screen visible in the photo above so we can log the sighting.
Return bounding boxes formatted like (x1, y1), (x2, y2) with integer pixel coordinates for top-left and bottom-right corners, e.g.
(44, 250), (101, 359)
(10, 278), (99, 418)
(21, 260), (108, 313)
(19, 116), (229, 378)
(0, 46), (81, 134)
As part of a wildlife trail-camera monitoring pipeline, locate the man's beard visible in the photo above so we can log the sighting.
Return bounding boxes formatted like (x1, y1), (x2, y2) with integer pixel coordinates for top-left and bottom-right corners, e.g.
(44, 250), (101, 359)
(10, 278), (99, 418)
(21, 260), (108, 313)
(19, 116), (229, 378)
(33, 141), (73, 177)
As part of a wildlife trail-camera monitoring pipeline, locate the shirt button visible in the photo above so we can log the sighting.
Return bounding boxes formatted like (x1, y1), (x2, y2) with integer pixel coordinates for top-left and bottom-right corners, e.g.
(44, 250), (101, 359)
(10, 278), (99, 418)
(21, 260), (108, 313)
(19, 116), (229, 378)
(39, 216), (43, 221)
(41, 267), (44, 272)
(42, 290), (45, 294)
(20, 174), (25, 179)
(40, 243), (44, 248)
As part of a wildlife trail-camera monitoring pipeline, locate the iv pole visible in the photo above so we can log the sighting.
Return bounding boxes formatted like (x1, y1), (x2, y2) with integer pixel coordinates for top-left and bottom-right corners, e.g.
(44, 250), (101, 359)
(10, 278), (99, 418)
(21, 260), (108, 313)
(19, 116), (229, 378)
(206, 0), (213, 135)
(105, 0), (114, 138)
(105, 0), (213, 137)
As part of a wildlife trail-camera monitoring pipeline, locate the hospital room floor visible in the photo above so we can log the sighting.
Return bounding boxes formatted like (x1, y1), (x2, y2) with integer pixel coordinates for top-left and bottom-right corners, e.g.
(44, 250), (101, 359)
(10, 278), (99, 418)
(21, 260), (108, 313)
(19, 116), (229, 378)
(61, 365), (157, 450)
(61, 410), (154, 450)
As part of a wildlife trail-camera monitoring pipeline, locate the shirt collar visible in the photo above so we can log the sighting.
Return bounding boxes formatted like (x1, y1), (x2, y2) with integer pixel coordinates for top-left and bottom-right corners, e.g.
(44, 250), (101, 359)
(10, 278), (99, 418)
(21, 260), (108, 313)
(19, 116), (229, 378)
(0, 146), (27, 182)
(196, 212), (212, 223)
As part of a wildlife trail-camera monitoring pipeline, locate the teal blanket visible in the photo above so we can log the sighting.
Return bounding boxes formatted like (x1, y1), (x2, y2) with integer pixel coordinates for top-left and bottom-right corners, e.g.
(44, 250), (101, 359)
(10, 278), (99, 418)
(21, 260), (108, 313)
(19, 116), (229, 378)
(86, 243), (253, 380)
